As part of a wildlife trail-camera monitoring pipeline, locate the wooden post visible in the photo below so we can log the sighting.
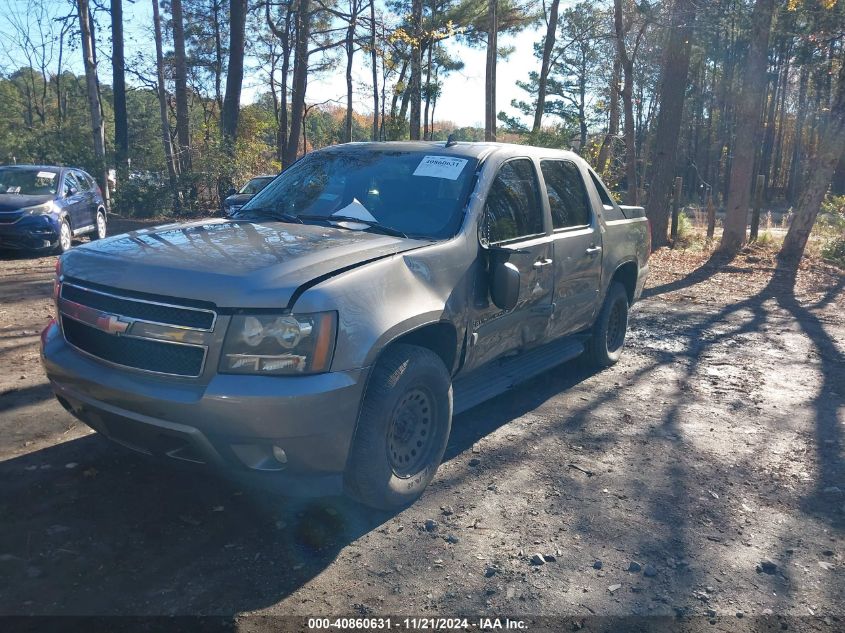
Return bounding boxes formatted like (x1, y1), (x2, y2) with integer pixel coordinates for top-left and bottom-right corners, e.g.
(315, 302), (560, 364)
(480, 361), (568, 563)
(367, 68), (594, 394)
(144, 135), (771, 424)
(749, 174), (765, 242)
(705, 187), (716, 240)
(670, 176), (683, 245)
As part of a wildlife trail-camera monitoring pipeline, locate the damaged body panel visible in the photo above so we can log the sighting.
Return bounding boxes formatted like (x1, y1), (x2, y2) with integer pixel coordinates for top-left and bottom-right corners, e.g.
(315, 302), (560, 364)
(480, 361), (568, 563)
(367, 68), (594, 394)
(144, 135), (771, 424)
(41, 141), (650, 508)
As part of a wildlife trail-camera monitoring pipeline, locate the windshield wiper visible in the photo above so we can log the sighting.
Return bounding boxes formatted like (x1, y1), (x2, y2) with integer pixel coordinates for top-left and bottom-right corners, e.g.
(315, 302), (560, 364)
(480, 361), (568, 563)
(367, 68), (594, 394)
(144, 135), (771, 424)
(298, 214), (408, 238)
(235, 208), (303, 224)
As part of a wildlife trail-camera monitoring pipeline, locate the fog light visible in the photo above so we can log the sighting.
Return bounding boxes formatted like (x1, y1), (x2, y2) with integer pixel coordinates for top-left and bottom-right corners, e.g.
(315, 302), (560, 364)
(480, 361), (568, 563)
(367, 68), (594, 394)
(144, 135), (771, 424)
(272, 445), (288, 464)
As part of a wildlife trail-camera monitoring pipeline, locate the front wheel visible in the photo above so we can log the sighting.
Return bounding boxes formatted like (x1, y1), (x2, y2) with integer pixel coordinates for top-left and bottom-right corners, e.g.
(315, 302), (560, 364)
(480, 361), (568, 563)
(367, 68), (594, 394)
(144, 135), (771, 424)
(55, 219), (72, 254)
(583, 281), (629, 368)
(345, 344), (452, 511)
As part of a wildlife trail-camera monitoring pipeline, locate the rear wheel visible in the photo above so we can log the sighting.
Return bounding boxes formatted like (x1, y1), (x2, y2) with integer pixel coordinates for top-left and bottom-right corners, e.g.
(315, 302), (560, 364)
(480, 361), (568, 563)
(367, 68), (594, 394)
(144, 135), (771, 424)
(345, 344), (452, 511)
(583, 281), (629, 368)
(92, 209), (107, 240)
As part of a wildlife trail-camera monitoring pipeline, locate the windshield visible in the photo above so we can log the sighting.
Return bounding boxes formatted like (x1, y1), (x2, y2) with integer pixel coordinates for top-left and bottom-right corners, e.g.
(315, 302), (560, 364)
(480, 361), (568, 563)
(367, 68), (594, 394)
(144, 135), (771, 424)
(238, 149), (478, 239)
(0, 168), (59, 196)
(239, 177), (274, 195)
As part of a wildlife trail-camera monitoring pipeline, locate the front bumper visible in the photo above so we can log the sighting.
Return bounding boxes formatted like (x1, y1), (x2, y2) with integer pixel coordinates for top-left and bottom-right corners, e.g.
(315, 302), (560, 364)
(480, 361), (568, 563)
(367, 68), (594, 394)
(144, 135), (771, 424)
(0, 215), (59, 250)
(41, 320), (369, 495)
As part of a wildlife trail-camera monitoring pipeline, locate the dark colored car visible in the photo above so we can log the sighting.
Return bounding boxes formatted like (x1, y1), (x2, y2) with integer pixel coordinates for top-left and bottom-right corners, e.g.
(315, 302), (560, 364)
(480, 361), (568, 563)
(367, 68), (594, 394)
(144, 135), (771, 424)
(0, 165), (107, 253)
(222, 175), (276, 216)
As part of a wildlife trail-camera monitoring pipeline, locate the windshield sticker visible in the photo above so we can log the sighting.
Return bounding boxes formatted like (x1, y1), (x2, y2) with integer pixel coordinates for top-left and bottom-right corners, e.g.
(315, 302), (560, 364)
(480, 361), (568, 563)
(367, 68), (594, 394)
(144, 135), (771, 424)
(6, 186), (21, 194)
(331, 197), (377, 222)
(413, 155), (468, 180)
(36, 171), (56, 180)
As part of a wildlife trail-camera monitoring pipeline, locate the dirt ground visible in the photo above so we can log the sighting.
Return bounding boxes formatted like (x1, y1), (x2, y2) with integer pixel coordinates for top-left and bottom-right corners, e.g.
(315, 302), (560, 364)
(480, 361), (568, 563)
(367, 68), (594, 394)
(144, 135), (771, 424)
(1, 221), (843, 630)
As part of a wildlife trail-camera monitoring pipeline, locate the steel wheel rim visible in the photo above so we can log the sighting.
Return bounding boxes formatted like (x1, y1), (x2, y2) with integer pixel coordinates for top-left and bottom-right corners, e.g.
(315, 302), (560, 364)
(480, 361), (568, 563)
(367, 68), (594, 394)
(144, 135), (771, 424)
(606, 301), (625, 353)
(60, 223), (71, 251)
(96, 213), (106, 238)
(387, 387), (437, 478)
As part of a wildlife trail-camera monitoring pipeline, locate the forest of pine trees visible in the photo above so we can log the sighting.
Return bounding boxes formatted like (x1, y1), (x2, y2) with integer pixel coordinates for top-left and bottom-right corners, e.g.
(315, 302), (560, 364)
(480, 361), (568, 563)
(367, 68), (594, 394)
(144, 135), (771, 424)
(0, 0), (843, 261)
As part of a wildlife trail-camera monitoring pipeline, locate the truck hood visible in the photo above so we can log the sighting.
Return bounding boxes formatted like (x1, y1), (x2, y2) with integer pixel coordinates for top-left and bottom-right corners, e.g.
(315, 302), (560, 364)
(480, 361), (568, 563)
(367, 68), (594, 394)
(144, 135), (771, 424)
(60, 218), (428, 308)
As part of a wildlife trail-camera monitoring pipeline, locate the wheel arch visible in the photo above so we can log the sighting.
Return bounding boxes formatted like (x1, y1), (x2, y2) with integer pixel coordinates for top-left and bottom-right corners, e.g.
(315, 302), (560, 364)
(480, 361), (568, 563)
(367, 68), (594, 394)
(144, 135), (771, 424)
(365, 319), (461, 376)
(610, 259), (638, 305)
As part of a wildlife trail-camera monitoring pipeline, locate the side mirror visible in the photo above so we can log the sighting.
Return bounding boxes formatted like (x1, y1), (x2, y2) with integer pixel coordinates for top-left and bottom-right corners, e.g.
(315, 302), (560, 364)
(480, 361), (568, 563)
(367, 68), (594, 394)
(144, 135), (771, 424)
(67, 187), (78, 197)
(490, 260), (520, 311)
(227, 187), (237, 197)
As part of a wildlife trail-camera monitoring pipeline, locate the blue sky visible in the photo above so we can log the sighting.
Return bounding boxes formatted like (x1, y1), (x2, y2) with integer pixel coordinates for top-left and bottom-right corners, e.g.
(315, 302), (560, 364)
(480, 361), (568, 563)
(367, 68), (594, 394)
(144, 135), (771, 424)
(0, 0), (554, 128)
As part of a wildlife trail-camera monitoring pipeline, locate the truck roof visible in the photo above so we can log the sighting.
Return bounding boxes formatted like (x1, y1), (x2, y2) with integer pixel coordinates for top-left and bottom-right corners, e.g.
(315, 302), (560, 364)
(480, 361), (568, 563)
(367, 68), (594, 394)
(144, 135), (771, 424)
(324, 141), (587, 165)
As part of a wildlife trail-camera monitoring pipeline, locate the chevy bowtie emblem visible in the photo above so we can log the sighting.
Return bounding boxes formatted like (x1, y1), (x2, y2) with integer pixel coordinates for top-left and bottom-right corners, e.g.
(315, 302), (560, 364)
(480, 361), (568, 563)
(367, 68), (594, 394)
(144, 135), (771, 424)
(95, 313), (131, 335)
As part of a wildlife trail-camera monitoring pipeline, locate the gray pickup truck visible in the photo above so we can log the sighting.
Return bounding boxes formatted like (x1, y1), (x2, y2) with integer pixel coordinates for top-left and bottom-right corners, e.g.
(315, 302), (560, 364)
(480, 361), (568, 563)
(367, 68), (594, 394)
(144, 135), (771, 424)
(41, 142), (649, 509)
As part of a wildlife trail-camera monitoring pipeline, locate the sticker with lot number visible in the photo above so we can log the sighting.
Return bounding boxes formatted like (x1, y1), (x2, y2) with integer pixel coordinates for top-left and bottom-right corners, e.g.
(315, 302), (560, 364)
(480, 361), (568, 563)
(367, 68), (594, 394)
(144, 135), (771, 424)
(412, 155), (468, 180)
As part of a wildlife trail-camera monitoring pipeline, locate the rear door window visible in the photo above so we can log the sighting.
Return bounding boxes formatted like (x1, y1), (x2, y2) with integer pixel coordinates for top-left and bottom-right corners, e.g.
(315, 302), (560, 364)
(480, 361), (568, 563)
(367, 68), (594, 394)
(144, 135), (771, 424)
(541, 160), (592, 230)
(73, 170), (92, 192)
(483, 159), (544, 244)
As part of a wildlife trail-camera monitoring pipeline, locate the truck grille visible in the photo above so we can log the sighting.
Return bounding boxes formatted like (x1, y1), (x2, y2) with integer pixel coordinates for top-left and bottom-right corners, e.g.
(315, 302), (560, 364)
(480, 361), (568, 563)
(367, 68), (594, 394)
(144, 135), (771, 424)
(61, 283), (215, 330)
(58, 282), (215, 377)
(62, 317), (206, 377)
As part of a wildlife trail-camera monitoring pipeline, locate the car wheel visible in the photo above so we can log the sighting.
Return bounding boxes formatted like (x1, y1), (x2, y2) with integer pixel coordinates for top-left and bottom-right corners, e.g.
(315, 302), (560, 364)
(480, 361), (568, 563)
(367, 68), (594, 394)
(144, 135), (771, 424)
(92, 209), (107, 240)
(55, 219), (72, 253)
(583, 281), (629, 368)
(345, 344), (452, 511)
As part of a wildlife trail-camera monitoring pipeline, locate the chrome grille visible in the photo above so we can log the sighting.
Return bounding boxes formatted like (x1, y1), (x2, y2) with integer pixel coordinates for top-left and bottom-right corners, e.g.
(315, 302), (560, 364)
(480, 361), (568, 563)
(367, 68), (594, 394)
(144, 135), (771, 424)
(58, 282), (215, 377)
(61, 282), (215, 330)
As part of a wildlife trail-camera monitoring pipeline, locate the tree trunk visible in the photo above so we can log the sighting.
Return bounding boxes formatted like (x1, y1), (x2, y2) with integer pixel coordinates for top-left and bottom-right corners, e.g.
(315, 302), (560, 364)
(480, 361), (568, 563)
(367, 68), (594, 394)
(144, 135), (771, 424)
(780, 59), (845, 261)
(266, 1), (292, 160)
(369, 0), (379, 141)
(596, 55), (620, 173)
(613, 0), (637, 204)
(171, 0), (191, 173)
(213, 0), (224, 110)
(719, 0), (775, 255)
(111, 0), (128, 180)
(787, 64), (809, 203)
(645, 0), (696, 249)
(532, 0), (560, 135)
(77, 0), (110, 210)
(344, 15), (355, 143)
(152, 0), (181, 212)
(221, 0), (248, 146)
(285, 0), (311, 167)
(423, 35), (433, 139)
(484, 0), (498, 142)
(409, 0), (422, 140)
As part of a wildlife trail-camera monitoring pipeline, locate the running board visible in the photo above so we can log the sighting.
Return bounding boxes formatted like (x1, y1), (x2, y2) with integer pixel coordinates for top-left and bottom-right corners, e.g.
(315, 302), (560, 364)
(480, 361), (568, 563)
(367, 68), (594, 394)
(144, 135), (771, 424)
(453, 337), (585, 415)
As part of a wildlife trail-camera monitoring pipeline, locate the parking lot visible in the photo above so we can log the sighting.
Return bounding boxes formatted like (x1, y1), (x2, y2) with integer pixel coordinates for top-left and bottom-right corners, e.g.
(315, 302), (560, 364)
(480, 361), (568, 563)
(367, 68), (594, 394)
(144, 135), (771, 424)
(1, 227), (843, 628)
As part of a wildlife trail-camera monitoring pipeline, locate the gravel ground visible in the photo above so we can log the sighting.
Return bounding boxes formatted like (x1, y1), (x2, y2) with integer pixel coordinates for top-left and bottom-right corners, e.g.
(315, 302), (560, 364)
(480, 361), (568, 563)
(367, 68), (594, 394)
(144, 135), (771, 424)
(0, 223), (843, 630)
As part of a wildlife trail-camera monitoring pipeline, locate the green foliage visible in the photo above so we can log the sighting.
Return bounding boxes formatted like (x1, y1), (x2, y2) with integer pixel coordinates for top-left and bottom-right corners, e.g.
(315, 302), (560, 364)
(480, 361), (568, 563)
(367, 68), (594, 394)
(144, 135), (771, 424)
(818, 195), (845, 267)
(113, 176), (173, 218)
(821, 236), (845, 268)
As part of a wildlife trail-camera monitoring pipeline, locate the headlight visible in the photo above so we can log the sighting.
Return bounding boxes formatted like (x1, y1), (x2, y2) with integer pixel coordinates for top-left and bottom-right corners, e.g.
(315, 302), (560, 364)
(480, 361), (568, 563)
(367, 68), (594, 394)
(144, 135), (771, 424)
(220, 312), (336, 375)
(23, 202), (56, 216)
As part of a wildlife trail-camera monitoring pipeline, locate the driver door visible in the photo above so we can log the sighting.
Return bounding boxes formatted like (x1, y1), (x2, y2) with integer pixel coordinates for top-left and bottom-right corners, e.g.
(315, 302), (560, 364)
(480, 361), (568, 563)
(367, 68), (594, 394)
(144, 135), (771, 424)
(466, 158), (554, 371)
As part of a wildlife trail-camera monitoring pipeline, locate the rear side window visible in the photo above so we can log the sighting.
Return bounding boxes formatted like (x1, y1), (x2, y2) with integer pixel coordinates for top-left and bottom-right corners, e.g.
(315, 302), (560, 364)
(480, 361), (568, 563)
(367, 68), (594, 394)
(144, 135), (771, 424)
(541, 160), (592, 230)
(73, 170), (92, 192)
(483, 159), (544, 244)
(588, 169), (615, 207)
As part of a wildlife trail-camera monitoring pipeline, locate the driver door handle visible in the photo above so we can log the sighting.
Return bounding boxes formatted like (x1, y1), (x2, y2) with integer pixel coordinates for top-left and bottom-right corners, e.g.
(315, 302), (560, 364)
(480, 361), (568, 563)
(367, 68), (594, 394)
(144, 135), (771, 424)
(533, 258), (553, 268)
(585, 245), (602, 255)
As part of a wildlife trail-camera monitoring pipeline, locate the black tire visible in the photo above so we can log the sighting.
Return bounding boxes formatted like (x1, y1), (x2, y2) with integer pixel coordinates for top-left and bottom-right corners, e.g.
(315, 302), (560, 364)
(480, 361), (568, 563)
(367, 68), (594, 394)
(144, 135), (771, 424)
(345, 344), (452, 511)
(91, 209), (107, 240)
(583, 281), (629, 368)
(55, 218), (72, 254)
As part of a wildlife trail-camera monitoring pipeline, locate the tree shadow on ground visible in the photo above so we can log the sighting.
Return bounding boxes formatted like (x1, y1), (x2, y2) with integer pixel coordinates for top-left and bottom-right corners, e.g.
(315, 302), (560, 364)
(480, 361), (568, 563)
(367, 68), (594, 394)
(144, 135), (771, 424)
(0, 255), (841, 619)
